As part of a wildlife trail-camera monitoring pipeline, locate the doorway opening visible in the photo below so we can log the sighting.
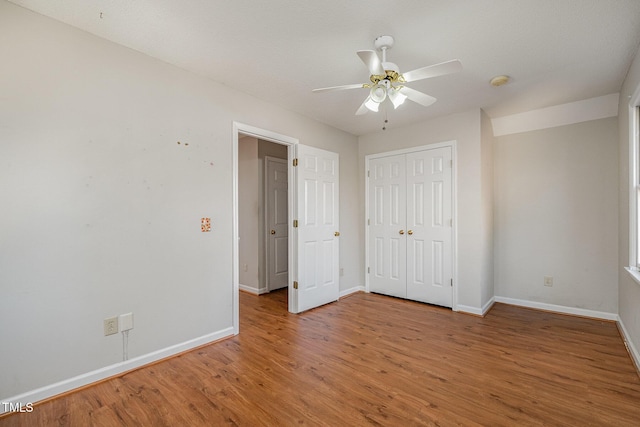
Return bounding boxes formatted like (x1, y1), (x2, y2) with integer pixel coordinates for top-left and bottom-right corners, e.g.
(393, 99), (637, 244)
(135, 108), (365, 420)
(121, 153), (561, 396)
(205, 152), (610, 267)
(238, 137), (289, 295)
(233, 123), (297, 334)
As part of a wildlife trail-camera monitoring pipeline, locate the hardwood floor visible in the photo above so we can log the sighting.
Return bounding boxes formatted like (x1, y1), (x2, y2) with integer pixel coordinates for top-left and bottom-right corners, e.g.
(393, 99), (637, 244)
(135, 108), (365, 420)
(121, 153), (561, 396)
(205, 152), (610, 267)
(2, 290), (640, 426)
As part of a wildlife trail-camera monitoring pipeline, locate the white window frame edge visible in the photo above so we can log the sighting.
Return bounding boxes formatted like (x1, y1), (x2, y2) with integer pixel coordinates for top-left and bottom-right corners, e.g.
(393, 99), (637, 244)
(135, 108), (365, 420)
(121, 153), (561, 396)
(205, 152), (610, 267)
(626, 85), (640, 285)
(363, 140), (458, 311)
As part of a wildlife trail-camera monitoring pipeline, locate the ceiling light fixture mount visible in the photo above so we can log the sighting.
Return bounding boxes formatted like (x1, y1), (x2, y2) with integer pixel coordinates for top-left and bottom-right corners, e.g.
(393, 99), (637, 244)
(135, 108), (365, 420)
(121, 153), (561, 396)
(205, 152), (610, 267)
(490, 75), (510, 87)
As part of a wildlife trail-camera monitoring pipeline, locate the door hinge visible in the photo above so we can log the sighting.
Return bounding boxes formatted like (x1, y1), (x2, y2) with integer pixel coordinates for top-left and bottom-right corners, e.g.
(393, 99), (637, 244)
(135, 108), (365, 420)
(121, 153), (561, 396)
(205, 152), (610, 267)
(450, 159), (453, 168)
(367, 267), (370, 274)
(293, 219), (298, 228)
(450, 278), (453, 287)
(449, 219), (453, 227)
(367, 170), (370, 177)
(293, 158), (298, 167)
(293, 281), (298, 289)
(367, 218), (370, 226)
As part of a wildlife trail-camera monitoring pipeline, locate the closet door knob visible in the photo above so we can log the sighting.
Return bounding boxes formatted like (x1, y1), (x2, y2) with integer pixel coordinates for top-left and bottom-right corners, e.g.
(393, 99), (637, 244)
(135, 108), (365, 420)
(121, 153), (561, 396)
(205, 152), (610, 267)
(270, 230), (276, 235)
(407, 230), (413, 235)
(399, 230), (405, 235)
(334, 231), (340, 237)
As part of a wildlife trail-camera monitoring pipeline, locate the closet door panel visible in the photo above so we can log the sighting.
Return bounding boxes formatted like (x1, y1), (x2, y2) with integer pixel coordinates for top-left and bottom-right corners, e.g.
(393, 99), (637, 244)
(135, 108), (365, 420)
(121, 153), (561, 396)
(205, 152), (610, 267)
(368, 154), (407, 298)
(406, 147), (453, 307)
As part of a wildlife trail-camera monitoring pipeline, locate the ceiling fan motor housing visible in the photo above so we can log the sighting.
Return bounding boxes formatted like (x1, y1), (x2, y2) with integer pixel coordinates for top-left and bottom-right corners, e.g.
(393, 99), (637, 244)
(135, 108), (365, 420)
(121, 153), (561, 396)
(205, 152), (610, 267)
(382, 62), (400, 74)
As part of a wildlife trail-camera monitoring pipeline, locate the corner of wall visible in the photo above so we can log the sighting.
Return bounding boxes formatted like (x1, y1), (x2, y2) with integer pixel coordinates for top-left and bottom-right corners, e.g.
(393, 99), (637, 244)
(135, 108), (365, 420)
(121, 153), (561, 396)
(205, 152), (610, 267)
(480, 109), (495, 307)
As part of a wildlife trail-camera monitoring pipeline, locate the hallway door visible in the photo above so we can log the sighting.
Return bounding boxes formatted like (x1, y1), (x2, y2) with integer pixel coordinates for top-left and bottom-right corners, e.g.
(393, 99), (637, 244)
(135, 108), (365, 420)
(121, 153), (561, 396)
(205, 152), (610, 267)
(266, 156), (289, 291)
(294, 144), (340, 313)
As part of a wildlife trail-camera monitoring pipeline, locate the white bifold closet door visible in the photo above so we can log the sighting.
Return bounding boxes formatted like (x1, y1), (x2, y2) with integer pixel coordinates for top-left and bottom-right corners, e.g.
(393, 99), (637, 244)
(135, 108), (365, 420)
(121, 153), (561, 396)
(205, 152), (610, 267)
(368, 146), (453, 308)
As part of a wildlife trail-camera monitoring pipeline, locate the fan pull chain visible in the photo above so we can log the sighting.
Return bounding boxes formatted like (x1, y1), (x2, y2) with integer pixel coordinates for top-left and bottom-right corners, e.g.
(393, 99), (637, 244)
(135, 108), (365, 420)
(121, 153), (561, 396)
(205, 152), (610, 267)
(382, 105), (388, 131)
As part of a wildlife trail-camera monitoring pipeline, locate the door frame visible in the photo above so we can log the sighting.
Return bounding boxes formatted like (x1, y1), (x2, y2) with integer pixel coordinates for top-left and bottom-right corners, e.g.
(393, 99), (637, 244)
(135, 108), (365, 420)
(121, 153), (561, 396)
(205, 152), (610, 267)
(233, 122), (297, 334)
(364, 140), (459, 311)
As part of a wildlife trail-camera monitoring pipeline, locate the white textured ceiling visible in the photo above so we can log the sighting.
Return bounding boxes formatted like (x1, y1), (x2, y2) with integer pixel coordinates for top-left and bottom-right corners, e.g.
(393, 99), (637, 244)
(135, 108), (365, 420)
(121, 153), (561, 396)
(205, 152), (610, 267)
(8, 0), (640, 135)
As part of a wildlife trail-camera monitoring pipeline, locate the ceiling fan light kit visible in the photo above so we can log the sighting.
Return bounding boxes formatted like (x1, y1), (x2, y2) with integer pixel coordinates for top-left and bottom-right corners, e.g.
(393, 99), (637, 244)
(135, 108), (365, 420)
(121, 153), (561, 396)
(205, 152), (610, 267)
(313, 35), (463, 121)
(388, 87), (408, 108)
(364, 97), (379, 112)
(370, 83), (388, 103)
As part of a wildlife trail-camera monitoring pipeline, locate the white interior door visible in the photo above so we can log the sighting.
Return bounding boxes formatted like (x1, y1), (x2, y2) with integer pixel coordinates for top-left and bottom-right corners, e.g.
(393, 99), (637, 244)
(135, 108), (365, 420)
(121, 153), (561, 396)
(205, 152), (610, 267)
(367, 146), (453, 308)
(368, 154), (407, 298)
(265, 156), (288, 291)
(405, 147), (453, 307)
(294, 144), (340, 313)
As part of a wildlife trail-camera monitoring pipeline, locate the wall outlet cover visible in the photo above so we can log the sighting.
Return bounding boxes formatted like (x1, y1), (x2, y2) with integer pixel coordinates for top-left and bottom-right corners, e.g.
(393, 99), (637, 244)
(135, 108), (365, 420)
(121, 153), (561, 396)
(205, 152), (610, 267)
(104, 317), (118, 336)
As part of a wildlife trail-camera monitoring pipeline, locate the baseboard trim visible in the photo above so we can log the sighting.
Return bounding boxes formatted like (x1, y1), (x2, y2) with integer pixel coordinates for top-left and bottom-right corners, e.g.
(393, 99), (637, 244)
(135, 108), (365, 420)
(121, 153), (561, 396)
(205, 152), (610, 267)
(340, 285), (364, 298)
(482, 297), (496, 316)
(457, 298), (495, 317)
(456, 304), (484, 316)
(239, 284), (268, 295)
(0, 327), (235, 414)
(494, 296), (618, 321)
(617, 317), (640, 374)
(457, 299), (495, 317)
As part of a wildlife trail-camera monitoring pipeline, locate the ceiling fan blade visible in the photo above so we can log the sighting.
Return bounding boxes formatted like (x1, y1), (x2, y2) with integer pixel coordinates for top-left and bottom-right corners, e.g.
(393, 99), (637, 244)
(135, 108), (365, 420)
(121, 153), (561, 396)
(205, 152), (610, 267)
(312, 83), (364, 93)
(399, 86), (437, 107)
(402, 59), (462, 83)
(357, 50), (385, 76)
(355, 97), (371, 115)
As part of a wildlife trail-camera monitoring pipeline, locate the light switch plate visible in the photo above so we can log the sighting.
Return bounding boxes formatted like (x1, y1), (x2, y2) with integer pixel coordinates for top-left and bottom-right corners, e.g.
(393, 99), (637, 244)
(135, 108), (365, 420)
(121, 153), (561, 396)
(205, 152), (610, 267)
(119, 312), (134, 331)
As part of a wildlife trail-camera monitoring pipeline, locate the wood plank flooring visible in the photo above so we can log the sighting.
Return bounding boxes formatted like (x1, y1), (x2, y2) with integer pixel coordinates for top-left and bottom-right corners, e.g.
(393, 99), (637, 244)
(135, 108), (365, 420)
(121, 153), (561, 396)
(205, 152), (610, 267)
(2, 290), (640, 426)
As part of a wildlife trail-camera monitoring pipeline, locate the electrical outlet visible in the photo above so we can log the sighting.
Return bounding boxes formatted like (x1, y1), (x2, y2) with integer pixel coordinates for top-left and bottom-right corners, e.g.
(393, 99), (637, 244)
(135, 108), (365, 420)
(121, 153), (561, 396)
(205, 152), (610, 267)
(544, 276), (553, 287)
(119, 312), (134, 331)
(104, 316), (118, 336)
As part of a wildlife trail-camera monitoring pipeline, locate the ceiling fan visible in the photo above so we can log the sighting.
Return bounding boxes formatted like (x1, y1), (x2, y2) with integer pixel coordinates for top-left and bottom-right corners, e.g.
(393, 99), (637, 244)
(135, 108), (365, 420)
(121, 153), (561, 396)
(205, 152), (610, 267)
(313, 35), (462, 115)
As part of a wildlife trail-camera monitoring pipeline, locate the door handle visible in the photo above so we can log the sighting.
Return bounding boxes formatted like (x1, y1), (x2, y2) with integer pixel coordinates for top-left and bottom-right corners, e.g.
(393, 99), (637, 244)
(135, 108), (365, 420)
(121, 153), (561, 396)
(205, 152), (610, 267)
(407, 230), (413, 235)
(399, 230), (405, 235)
(270, 229), (276, 235)
(334, 231), (340, 237)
